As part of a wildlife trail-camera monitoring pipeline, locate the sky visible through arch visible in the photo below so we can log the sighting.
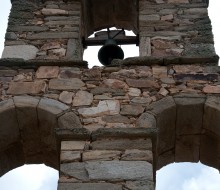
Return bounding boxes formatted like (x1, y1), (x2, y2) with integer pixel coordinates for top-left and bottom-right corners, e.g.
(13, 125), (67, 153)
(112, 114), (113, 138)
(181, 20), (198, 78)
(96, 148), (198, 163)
(0, 0), (220, 190)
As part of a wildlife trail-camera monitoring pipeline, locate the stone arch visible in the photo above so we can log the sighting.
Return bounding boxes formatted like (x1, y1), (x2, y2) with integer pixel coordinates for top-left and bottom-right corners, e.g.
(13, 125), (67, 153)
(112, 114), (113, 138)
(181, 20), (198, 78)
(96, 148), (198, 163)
(137, 94), (220, 174)
(0, 96), (83, 177)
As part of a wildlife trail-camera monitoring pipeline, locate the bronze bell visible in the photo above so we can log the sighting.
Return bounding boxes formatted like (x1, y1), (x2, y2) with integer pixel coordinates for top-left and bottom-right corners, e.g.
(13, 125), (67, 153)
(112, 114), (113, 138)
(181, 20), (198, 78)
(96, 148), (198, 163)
(98, 39), (124, 66)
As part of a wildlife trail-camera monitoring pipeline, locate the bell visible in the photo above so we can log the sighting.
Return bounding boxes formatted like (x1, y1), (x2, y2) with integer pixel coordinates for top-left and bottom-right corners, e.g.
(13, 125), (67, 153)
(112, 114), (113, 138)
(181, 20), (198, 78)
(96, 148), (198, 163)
(98, 39), (124, 66)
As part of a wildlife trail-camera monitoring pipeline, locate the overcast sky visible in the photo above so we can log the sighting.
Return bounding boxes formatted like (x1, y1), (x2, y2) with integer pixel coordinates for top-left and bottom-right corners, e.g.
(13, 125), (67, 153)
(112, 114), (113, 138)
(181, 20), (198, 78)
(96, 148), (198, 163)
(0, 0), (220, 190)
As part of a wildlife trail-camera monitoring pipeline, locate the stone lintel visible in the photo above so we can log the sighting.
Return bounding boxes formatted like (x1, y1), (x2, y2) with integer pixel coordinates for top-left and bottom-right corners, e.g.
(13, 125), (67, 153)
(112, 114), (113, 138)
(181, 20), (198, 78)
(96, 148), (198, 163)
(91, 128), (157, 141)
(0, 58), (88, 68)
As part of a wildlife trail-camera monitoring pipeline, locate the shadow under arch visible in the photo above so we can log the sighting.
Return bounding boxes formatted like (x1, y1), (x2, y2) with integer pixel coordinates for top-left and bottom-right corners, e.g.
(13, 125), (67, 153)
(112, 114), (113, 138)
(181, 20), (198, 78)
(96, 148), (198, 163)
(0, 96), (82, 177)
(138, 94), (220, 177)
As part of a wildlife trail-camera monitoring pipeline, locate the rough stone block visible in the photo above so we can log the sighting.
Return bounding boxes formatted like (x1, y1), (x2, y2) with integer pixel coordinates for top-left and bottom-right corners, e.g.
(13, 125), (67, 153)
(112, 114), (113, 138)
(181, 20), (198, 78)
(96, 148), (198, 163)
(78, 100), (120, 118)
(7, 81), (46, 95)
(120, 105), (145, 116)
(58, 112), (82, 129)
(66, 39), (82, 60)
(13, 96), (41, 160)
(174, 97), (205, 135)
(148, 96), (176, 154)
(61, 141), (86, 151)
(125, 180), (154, 190)
(36, 66), (59, 79)
(203, 96), (220, 136)
(49, 78), (85, 90)
(58, 183), (122, 190)
(121, 149), (153, 162)
(91, 139), (152, 150)
(72, 91), (93, 106)
(83, 150), (121, 161)
(60, 162), (89, 181)
(85, 161), (153, 181)
(136, 113), (156, 128)
(126, 79), (159, 88)
(60, 151), (81, 163)
(2, 45), (38, 60)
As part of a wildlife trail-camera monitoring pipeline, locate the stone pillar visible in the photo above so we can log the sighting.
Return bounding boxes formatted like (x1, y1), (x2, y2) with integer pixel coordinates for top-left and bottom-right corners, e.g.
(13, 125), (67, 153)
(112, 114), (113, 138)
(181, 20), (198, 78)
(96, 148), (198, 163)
(58, 130), (155, 190)
(2, 0), (83, 61)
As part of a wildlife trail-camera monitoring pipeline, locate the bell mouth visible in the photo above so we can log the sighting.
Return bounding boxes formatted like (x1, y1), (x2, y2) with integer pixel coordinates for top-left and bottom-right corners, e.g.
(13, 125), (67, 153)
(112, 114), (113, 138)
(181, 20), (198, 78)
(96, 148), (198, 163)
(98, 39), (124, 66)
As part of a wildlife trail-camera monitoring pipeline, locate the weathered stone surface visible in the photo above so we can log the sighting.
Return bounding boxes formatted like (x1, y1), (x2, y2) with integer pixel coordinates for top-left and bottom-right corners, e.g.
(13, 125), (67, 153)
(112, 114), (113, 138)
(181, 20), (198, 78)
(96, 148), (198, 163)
(58, 112), (82, 129)
(203, 96), (220, 136)
(136, 113), (156, 128)
(90, 87), (124, 95)
(59, 91), (74, 104)
(122, 149), (153, 162)
(7, 81), (46, 95)
(102, 115), (131, 124)
(58, 183), (122, 190)
(13, 96), (41, 161)
(175, 135), (200, 162)
(91, 139), (152, 150)
(126, 79), (159, 88)
(27, 32), (78, 40)
(104, 79), (128, 89)
(174, 97), (205, 135)
(159, 87), (169, 96)
(0, 99), (19, 150)
(200, 132), (219, 169)
(72, 91), (93, 106)
(49, 78), (85, 90)
(60, 162), (89, 181)
(149, 97), (176, 154)
(152, 66), (167, 78)
(140, 37), (151, 56)
(203, 85), (220, 93)
(2, 45), (38, 60)
(125, 180), (154, 190)
(128, 88), (141, 97)
(41, 41), (61, 51)
(60, 151), (81, 163)
(41, 8), (68, 16)
(85, 161), (153, 181)
(168, 0), (189, 2)
(131, 97), (152, 104)
(38, 98), (69, 115)
(48, 48), (66, 57)
(37, 98), (69, 155)
(8, 25), (49, 32)
(66, 39), (82, 60)
(78, 100), (120, 117)
(61, 141), (86, 151)
(120, 105), (145, 116)
(59, 67), (82, 79)
(36, 66), (59, 79)
(83, 150), (121, 161)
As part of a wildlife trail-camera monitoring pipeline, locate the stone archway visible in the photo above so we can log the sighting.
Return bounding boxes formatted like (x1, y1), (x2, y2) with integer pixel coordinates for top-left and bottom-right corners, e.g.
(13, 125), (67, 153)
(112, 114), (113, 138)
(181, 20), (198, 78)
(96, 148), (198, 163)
(137, 94), (220, 175)
(0, 96), (82, 177)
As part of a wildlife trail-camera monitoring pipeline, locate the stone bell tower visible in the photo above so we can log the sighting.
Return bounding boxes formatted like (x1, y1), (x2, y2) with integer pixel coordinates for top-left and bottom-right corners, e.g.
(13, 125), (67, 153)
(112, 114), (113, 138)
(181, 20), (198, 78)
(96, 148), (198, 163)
(0, 0), (220, 190)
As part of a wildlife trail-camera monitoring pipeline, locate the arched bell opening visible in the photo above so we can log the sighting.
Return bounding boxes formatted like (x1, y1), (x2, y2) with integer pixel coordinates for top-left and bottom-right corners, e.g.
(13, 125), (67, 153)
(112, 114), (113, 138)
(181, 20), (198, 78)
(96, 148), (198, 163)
(0, 96), (71, 177)
(83, 27), (139, 67)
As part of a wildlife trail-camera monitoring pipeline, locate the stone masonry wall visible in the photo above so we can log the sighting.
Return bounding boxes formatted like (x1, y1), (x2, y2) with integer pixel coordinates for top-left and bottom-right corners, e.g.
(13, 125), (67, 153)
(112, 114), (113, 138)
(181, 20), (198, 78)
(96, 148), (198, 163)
(0, 56), (220, 189)
(2, 0), (82, 61)
(2, 0), (216, 62)
(139, 0), (215, 57)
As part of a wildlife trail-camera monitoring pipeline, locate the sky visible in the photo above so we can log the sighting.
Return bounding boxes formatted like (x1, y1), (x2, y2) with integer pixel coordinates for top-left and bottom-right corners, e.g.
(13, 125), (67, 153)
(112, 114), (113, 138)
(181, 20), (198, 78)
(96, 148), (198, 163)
(0, 0), (220, 190)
